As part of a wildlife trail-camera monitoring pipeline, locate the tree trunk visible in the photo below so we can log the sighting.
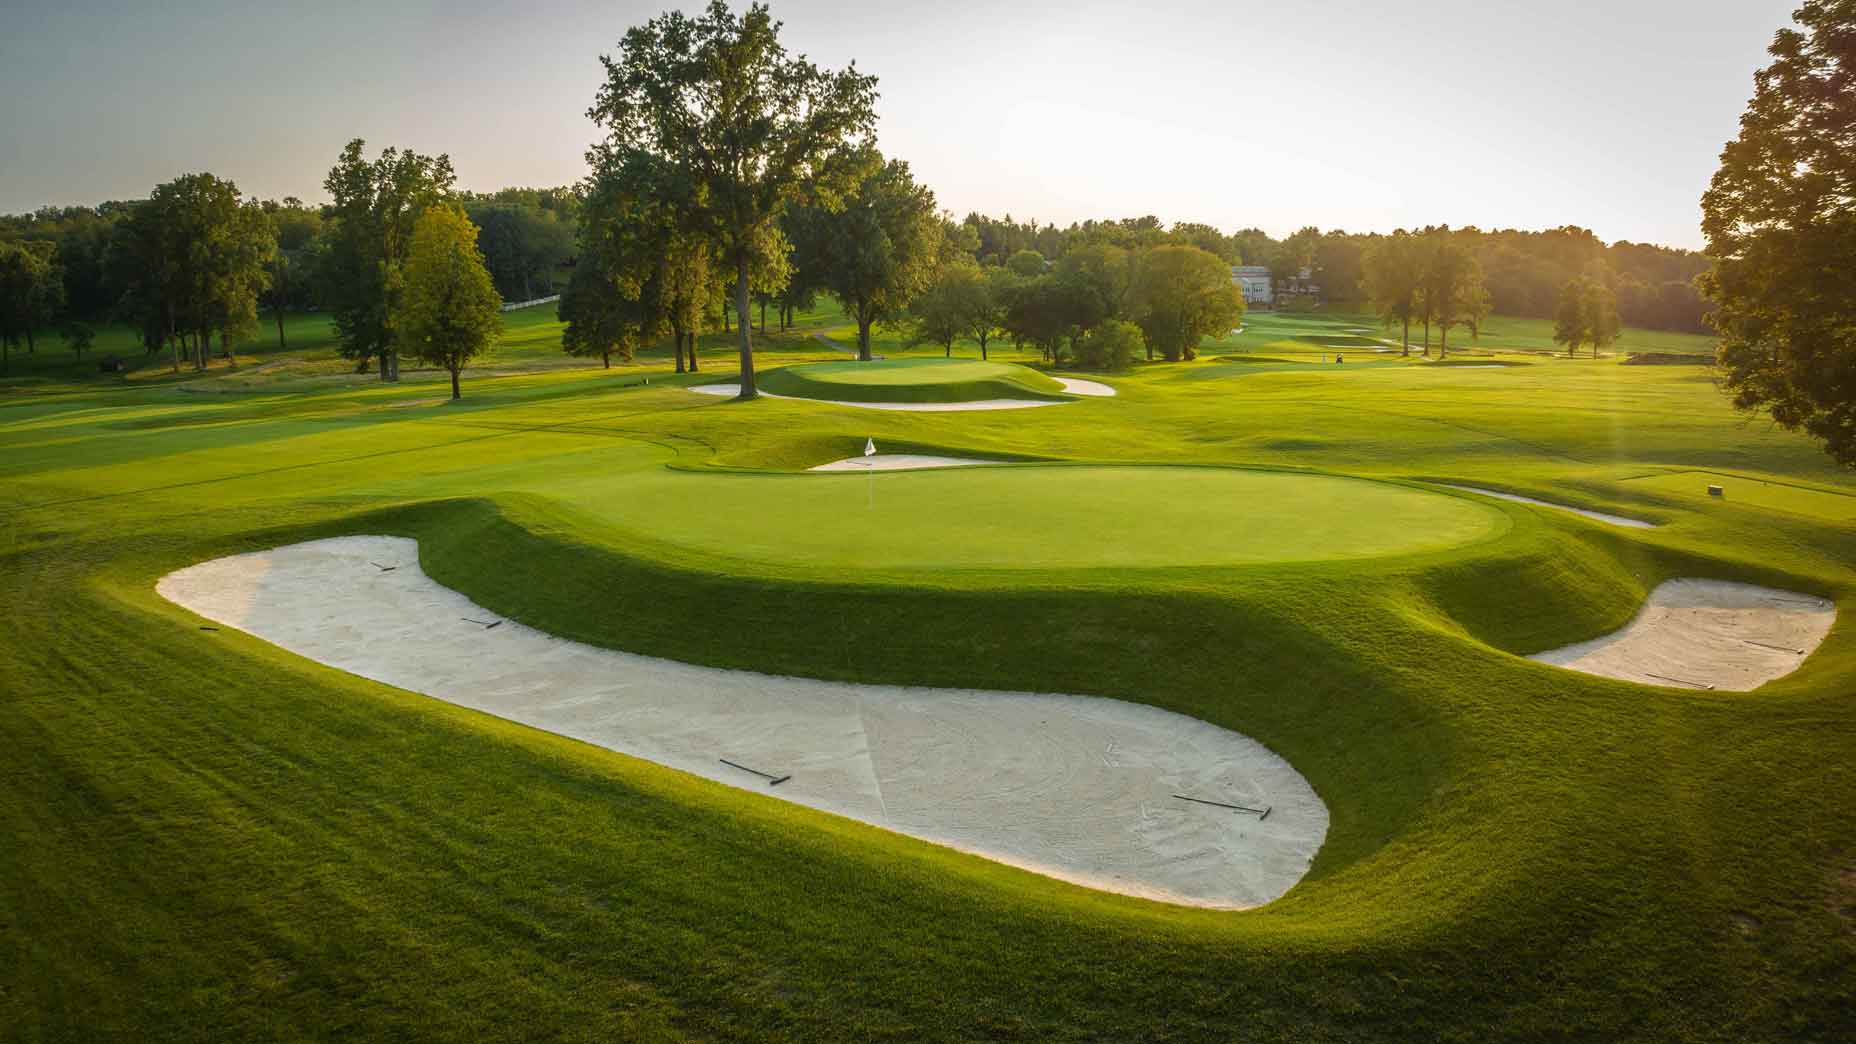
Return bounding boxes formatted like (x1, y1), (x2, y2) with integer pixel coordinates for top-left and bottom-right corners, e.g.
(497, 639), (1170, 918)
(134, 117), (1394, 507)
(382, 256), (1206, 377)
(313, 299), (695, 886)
(602, 351), (610, 369)
(857, 315), (873, 361)
(450, 364), (461, 400)
(1439, 326), (1448, 359)
(24, 327), (34, 354)
(722, 295), (732, 333)
(979, 333), (989, 361)
(674, 330), (686, 373)
(687, 332), (699, 372)
(945, 340), (952, 358)
(222, 328), (235, 368)
(733, 251), (755, 397)
(1401, 316), (1411, 356)
(758, 299), (766, 333)
(197, 327), (209, 370)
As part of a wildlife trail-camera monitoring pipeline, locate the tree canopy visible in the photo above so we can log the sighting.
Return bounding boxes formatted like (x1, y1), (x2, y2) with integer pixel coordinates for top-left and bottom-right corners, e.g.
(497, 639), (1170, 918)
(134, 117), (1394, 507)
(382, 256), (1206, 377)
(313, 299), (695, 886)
(396, 204), (503, 399)
(589, 0), (877, 397)
(1701, 0), (1856, 465)
(321, 139), (456, 379)
(1129, 245), (1243, 362)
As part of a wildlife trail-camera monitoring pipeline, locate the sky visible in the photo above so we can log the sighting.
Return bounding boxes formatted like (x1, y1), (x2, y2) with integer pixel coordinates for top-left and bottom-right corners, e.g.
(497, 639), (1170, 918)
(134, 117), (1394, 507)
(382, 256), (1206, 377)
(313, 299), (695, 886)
(0, 0), (1798, 249)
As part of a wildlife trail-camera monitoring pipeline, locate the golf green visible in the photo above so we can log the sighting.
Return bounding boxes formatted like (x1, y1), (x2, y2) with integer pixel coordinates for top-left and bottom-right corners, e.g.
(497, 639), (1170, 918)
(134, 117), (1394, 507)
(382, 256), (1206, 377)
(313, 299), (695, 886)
(542, 465), (1510, 571)
(756, 357), (1070, 403)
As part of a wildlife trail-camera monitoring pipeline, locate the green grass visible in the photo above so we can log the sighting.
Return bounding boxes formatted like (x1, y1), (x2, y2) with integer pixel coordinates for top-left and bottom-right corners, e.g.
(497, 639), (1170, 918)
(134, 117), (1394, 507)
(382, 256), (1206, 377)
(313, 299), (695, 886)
(494, 462), (1509, 573)
(3, 310), (1855, 1042)
(1623, 469), (1856, 522)
(756, 357), (1069, 403)
(1208, 309), (1721, 359)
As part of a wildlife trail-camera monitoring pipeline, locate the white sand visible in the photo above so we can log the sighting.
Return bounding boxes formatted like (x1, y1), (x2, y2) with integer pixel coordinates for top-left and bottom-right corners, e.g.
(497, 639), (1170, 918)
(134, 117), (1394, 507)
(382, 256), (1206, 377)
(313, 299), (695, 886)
(1054, 377), (1117, 397)
(691, 384), (1061, 411)
(690, 378), (1115, 410)
(1441, 484), (1655, 529)
(158, 537), (1328, 908)
(1530, 579), (1835, 691)
(809, 454), (994, 472)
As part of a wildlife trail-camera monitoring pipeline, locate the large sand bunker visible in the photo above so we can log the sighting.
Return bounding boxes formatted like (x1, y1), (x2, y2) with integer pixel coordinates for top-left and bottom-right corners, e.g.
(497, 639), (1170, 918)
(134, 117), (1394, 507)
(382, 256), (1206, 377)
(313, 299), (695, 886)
(1529, 579), (1835, 691)
(158, 537), (1327, 908)
(809, 454), (993, 472)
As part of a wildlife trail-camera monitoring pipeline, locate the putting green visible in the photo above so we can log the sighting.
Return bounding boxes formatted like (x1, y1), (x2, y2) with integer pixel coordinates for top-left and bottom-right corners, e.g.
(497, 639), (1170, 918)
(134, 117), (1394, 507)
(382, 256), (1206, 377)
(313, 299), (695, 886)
(544, 465), (1511, 571)
(756, 358), (1070, 403)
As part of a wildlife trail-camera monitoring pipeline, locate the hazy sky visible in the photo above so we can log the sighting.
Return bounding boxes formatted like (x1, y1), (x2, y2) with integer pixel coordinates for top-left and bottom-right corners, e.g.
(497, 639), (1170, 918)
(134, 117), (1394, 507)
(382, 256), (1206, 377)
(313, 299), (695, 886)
(0, 0), (1795, 248)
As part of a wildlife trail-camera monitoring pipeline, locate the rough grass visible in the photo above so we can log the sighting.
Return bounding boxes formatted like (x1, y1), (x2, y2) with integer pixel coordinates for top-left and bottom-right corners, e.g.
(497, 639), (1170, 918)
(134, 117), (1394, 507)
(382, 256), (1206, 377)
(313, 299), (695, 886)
(3, 310), (1855, 1042)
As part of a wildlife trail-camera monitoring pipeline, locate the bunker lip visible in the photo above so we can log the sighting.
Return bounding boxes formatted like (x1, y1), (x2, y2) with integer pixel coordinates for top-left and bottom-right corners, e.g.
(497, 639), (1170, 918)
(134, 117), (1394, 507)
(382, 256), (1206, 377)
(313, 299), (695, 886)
(1440, 484), (1656, 529)
(158, 536), (1329, 909)
(1529, 578), (1835, 692)
(809, 454), (994, 472)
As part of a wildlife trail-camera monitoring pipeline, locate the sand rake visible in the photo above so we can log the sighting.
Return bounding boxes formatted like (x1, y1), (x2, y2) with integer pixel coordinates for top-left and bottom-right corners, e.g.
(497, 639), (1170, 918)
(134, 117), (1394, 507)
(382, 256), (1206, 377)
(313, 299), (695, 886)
(1174, 794), (1272, 820)
(720, 758), (791, 786)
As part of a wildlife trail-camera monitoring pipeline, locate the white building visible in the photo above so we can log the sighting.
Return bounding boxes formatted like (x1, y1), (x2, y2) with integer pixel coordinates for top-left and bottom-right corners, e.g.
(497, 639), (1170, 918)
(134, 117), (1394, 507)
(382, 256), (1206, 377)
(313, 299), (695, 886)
(1232, 266), (1273, 305)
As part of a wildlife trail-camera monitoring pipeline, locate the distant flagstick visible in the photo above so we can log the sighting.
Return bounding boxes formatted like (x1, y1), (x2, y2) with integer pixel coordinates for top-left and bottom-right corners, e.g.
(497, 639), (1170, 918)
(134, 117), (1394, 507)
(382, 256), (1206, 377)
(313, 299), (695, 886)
(865, 437), (876, 507)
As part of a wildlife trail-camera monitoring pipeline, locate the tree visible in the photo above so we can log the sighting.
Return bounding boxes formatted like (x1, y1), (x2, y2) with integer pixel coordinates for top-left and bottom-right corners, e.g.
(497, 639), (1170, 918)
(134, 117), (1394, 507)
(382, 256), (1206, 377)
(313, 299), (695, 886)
(1052, 242), (1131, 351)
(559, 256), (652, 369)
(968, 265), (1015, 360)
(1004, 249), (1047, 278)
(1129, 244), (1244, 362)
(1552, 277), (1621, 358)
(1075, 318), (1141, 372)
(320, 139), (456, 379)
(261, 198), (323, 349)
(1364, 232), (1425, 355)
(590, 1), (878, 398)
(906, 260), (988, 356)
(396, 205), (503, 400)
(1701, 0), (1856, 465)
(1423, 238), (1486, 359)
(0, 240), (57, 373)
(104, 174), (271, 373)
(816, 155), (942, 360)
(1002, 276), (1073, 364)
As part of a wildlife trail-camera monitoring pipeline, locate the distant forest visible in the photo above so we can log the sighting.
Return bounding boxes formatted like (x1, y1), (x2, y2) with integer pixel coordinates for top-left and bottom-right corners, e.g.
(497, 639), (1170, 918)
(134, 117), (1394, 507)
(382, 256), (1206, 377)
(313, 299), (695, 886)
(0, 194), (1711, 336)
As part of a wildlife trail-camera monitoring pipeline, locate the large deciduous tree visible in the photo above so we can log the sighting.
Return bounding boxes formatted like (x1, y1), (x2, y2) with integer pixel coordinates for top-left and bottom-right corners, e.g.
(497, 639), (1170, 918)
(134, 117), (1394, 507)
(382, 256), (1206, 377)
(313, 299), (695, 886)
(1421, 235), (1487, 359)
(818, 155), (942, 360)
(906, 259), (989, 356)
(1700, 0), (1856, 465)
(1129, 244), (1243, 362)
(396, 204), (503, 400)
(1551, 277), (1621, 358)
(1365, 232), (1425, 355)
(320, 139), (456, 380)
(108, 174), (273, 372)
(589, 1), (877, 398)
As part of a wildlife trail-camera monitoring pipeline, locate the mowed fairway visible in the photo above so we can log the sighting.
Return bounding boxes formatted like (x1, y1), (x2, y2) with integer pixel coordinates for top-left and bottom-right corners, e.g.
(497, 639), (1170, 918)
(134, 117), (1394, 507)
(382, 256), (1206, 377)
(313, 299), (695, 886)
(5, 309), (1856, 1042)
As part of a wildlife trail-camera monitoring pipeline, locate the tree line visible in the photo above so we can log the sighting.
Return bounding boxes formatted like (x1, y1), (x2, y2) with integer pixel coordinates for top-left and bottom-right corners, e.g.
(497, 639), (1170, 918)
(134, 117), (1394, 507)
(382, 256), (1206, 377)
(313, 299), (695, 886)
(0, 172), (574, 375)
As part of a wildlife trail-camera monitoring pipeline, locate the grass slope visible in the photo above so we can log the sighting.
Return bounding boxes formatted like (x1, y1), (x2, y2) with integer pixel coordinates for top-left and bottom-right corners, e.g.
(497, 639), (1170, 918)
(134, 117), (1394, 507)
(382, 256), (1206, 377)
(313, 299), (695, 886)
(3, 311), (1854, 1042)
(756, 357), (1070, 403)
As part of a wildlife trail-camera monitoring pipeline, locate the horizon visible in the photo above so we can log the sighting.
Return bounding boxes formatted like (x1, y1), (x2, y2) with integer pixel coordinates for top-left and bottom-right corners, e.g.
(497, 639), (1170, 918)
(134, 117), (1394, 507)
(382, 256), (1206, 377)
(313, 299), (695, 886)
(0, 0), (1797, 250)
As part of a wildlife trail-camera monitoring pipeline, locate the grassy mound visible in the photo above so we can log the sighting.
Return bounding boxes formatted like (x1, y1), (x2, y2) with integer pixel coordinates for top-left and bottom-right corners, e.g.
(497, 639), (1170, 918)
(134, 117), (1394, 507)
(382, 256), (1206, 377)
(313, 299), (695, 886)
(6, 303), (1856, 1041)
(523, 463), (1509, 572)
(757, 357), (1070, 403)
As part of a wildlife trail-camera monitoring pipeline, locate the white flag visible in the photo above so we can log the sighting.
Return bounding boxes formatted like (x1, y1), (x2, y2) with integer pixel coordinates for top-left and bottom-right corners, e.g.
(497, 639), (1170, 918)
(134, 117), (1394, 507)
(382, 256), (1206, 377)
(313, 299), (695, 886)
(864, 437), (876, 457)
